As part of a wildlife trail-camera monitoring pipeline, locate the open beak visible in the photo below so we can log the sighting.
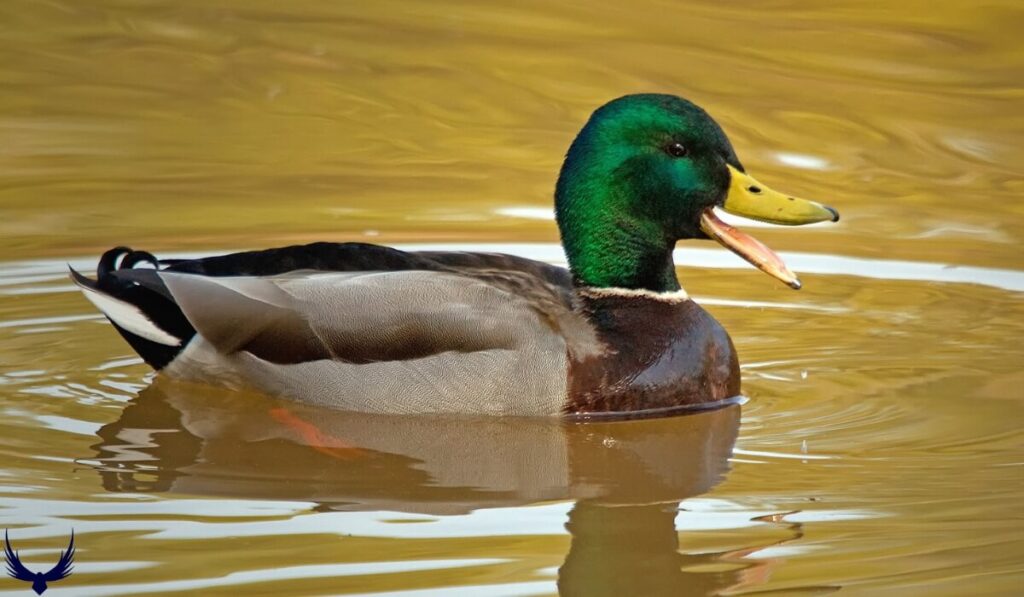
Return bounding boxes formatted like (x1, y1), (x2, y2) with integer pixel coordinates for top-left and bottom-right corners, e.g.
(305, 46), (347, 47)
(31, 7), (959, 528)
(699, 165), (839, 290)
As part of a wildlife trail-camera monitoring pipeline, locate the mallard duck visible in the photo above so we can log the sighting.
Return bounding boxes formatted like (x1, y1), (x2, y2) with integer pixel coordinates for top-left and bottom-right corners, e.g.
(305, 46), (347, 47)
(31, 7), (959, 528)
(72, 94), (838, 417)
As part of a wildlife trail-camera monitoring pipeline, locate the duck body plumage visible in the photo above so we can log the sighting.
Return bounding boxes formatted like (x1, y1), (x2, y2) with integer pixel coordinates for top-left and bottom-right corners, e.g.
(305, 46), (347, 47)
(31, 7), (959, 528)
(72, 242), (739, 417)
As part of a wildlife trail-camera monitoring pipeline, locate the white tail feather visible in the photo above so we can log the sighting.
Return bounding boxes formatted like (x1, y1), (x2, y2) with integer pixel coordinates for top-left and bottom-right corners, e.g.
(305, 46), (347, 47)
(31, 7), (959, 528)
(78, 285), (180, 346)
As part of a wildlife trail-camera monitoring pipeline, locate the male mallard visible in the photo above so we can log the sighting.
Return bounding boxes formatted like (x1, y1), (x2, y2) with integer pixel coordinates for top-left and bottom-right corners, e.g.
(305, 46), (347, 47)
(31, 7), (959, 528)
(72, 94), (838, 417)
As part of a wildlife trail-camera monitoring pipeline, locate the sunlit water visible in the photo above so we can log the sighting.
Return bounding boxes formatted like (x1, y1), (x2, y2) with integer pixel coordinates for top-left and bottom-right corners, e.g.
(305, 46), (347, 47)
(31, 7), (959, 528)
(1, 1), (1023, 595)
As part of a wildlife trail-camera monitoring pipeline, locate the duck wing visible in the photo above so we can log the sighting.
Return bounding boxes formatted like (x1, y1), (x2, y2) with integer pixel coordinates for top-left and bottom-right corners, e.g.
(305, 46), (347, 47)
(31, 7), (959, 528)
(158, 268), (566, 365)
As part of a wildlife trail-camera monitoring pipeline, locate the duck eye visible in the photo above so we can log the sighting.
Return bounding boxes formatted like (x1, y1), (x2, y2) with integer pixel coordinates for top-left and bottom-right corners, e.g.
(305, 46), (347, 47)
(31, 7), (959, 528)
(666, 142), (688, 158)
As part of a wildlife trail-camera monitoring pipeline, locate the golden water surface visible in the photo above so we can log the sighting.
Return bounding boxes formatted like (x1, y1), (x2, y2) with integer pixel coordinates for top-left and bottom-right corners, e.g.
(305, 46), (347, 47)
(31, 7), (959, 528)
(1, 1), (1022, 595)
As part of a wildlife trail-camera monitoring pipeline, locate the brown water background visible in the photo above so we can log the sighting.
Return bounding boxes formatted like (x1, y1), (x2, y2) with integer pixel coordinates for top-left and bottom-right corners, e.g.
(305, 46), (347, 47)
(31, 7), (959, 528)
(0, 1), (1022, 595)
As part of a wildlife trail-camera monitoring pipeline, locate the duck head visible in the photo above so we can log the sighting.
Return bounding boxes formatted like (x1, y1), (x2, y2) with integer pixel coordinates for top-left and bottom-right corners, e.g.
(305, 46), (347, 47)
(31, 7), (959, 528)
(555, 94), (839, 292)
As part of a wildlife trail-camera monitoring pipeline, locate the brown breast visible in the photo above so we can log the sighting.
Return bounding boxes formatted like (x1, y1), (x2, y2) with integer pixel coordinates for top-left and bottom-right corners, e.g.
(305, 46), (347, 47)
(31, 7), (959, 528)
(564, 290), (740, 415)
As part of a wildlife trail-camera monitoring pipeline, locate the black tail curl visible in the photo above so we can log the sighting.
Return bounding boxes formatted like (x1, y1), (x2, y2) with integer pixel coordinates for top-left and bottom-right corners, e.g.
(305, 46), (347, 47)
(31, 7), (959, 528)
(97, 247), (160, 283)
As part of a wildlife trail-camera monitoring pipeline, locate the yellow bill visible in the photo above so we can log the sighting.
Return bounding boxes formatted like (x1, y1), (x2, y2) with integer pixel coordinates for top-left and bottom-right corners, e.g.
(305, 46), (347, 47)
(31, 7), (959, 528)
(700, 165), (839, 289)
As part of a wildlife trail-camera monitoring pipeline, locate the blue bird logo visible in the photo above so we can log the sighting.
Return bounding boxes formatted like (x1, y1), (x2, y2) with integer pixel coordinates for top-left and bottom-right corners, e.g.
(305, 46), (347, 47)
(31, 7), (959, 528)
(4, 531), (74, 595)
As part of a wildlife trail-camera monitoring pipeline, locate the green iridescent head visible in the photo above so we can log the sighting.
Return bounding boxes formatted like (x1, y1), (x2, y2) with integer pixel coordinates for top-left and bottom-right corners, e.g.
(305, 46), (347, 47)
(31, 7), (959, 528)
(555, 94), (839, 292)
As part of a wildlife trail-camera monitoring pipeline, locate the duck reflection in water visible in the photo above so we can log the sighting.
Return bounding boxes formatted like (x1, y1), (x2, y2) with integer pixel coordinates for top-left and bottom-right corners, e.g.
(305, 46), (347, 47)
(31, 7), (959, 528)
(89, 381), (804, 596)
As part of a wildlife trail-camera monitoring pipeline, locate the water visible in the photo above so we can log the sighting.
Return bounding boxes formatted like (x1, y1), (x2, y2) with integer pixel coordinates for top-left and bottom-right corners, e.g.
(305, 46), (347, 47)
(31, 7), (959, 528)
(1, 1), (1022, 594)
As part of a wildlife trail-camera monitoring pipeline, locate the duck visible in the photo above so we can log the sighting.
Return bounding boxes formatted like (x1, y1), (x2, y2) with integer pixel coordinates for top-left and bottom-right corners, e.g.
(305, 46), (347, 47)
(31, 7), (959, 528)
(71, 94), (839, 417)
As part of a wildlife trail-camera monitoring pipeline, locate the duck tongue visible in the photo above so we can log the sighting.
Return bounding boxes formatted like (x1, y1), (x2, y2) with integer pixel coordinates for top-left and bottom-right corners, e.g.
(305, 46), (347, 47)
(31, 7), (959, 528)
(699, 208), (802, 290)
